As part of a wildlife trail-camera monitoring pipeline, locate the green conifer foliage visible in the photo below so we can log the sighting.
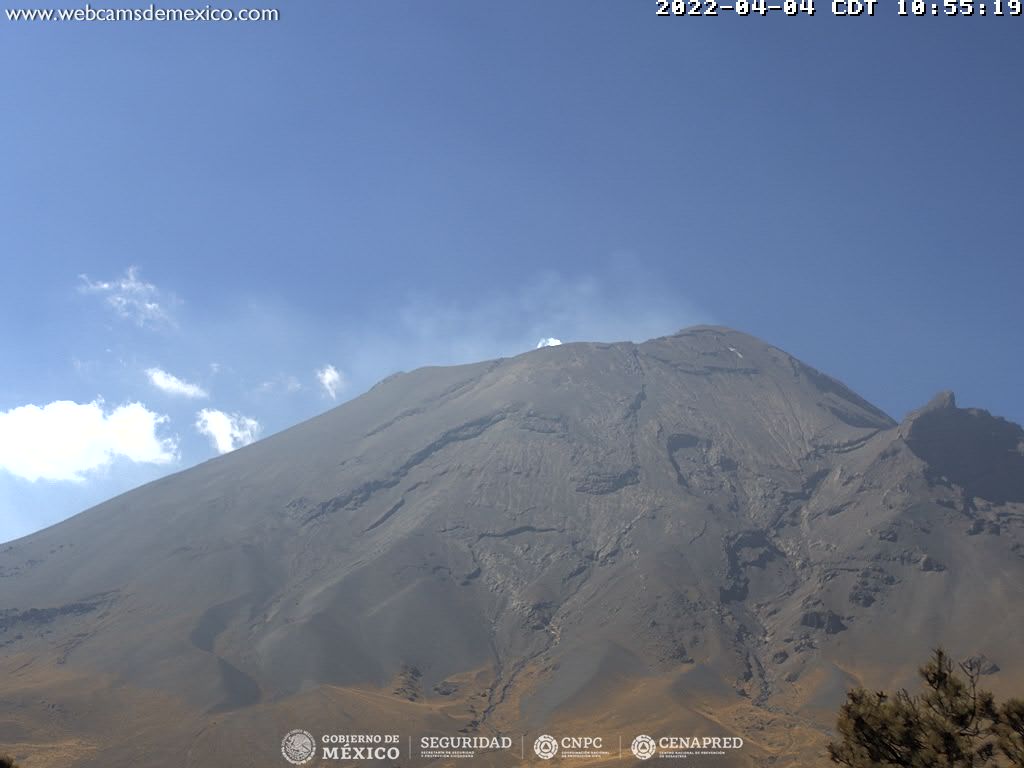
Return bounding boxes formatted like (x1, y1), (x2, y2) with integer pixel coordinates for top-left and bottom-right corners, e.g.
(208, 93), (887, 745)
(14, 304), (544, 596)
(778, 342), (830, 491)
(828, 649), (1024, 767)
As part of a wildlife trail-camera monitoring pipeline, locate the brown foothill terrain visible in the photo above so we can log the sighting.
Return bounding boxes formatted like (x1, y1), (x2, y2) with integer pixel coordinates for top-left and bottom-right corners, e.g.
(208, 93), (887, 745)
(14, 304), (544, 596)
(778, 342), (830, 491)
(2, 326), (1023, 767)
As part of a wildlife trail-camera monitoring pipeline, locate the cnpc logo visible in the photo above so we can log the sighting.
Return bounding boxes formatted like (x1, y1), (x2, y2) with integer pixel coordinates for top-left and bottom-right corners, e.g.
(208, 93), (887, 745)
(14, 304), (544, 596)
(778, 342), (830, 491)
(533, 734), (605, 759)
(533, 735), (559, 759)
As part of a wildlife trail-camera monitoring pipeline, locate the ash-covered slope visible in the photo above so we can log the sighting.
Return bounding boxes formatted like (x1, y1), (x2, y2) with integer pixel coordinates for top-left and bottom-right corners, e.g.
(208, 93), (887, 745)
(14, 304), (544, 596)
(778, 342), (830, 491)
(2, 326), (1023, 767)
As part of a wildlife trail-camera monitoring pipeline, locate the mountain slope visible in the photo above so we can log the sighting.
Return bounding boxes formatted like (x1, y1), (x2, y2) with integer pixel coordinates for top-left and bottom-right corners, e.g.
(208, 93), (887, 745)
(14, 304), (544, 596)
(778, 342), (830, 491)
(2, 326), (1022, 767)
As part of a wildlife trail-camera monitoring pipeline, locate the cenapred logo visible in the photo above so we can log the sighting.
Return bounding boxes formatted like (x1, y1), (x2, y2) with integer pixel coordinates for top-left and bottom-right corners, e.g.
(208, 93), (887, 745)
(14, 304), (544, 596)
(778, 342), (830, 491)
(631, 734), (657, 760)
(533, 734), (559, 760)
(631, 734), (745, 760)
(281, 729), (316, 765)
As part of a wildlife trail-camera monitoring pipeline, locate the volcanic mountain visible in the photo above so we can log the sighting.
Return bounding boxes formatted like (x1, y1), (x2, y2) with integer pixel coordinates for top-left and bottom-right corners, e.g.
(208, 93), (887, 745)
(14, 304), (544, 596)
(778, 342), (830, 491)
(2, 326), (1023, 767)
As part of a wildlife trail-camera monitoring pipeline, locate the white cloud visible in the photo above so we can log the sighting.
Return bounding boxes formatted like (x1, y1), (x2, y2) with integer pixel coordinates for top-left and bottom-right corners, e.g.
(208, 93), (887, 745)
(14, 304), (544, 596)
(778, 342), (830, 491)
(145, 368), (208, 398)
(195, 409), (261, 454)
(536, 337), (562, 348)
(79, 266), (177, 328)
(0, 400), (177, 482)
(255, 374), (302, 395)
(316, 364), (345, 399)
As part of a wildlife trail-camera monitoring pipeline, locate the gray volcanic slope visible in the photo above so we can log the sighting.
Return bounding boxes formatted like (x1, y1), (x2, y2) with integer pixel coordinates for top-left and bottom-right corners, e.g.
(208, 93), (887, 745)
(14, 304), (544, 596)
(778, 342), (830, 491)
(2, 326), (1024, 767)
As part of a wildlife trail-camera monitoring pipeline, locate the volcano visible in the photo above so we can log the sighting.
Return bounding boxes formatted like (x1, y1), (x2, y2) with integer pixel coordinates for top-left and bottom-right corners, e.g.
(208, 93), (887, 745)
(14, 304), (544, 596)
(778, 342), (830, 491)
(2, 326), (1023, 767)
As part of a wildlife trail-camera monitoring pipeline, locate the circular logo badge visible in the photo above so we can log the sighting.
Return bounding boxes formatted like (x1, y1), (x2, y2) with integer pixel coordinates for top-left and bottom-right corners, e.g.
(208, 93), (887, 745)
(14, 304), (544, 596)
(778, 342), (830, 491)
(281, 729), (316, 765)
(534, 734), (559, 760)
(631, 734), (657, 761)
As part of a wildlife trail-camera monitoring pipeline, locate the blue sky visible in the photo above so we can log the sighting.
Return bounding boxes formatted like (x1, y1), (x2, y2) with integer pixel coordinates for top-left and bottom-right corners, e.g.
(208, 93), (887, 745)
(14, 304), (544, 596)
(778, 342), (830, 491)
(1, 3), (1021, 543)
